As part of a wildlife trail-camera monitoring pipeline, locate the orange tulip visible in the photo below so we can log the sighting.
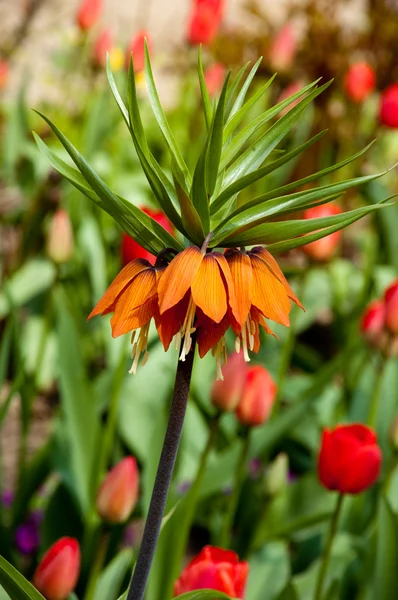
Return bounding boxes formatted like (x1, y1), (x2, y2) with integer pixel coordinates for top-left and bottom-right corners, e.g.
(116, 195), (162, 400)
(33, 537), (80, 600)
(96, 457), (139, 523)
(236, 366), (277, 426)
(125, 31), (151, 73)
(46, 210), (74, 264)
(211, 352), (247, 409)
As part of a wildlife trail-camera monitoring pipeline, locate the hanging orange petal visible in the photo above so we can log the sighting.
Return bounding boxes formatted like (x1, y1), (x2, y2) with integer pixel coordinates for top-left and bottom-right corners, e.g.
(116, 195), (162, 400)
(225, 250), (253, 326)
(111, 295), (158, 337)
(213, 252), (241, 325)
(158, 246), (203, 314)
(196, 310), (230, 358)
(191, 254), (227, 323)
(155, 293), (190, 351)
(250, 255), (291, 326)
(88, 259), (151, 319)
(110, 269), (157, 332)
(250, 247), (304, 309)
(250, 307), (277, 341)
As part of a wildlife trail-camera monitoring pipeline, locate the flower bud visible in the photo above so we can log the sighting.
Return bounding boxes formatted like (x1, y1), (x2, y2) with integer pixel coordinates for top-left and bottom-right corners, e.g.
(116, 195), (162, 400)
(187, 2), (222, 46)
(46, 210), (74, 264)
(318, 424), (382, 494)
(76, 0), (102, 31)
(211, 352), (247, 412)
(361, 299), (386, 346)
(380, 83), (398, 129)
(269, 24), (297, 72)
(96, 457), (139, 523)
(384, 279), (398, 335)
(125, 31), (151, 73)
(33, 537), (80, 600)
(0, 60), (9, 90)
(174, 545), (248, 599)
(302, 202), (342, 261)
(121, 207), (174, 266)
(344, 62), (376, 103)
(235, 366), (277, 427)
(93, 29), (113, 68)
(204, 63), (226, 97)
(265, 453), (289, 496)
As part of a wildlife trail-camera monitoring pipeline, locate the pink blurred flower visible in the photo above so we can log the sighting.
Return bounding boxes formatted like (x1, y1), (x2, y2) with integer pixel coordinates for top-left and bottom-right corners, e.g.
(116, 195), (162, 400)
(187, 0), (223, 46)
(96, 457), (139, 523)
(301, 203), (342, 261)
(125, 31), (151, 73)
(0, 60), (9, 90)
(344, 62), (376, 103)
(76, 0), (102, 31)
(277, 80), (304, 116)
(269, 24), (297, 72)
(46, 209), (74, 264)
(380, 83), (398, 128)
(361, 299), (386, 346)
(211, 351), (247, 412)
(93, 29), (113, 68)
(204, 63), (226, 96)
(236, 366), (277, 427)
(384, 279), (398, 335)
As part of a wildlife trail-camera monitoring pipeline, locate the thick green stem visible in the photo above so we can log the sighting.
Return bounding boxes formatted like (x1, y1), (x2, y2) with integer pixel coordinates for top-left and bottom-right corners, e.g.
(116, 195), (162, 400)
(368, 356), (386, 428)
(83, 530), (110, 600)
(314, 493), (344, 600)
(219, 429), (251, 548)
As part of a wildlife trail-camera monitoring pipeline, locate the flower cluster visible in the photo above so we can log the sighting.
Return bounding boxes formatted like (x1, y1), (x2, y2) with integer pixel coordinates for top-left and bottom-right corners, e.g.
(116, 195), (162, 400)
(89, 244), (301, 377)
(361, 279), (398, 352)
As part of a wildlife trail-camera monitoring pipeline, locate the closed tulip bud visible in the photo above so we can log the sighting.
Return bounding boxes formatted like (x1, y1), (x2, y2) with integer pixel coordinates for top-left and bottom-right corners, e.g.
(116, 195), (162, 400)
(211, 352), (247, 412)
(33, 537), (80, 600)
(121, 207), (174, 266)
(318, 424), (382, 494)
(384, 280), (398, 335)
(187, 2), (221, 46)
(0, 60), (9, 90)
(46, 210), (74, 264)
(76, 0), (102, 31)
(361, 299), (386, 346)
(236, 366), (277, 427)
(302, 203), (342, 261)
(93, 29), (113, 68)
(380, 83), (398, 129)
(344, 62), (376, 103)
(204, 63), (226, 96)
(125, 31), (151, 73)
(269, 24), (297, 72)
(174, 546), (248, 599)
(96, 457), (139, 523)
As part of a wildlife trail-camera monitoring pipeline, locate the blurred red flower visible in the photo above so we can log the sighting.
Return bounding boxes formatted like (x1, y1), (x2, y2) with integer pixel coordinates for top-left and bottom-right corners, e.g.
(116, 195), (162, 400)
(76, 0), (102, 31)
(384, 279), (398, 334)
(318, 424), (382, 494)
(125, 31), (151, 73)
(96, 457), (139, 523)
(236, 365), (277, 426)
(344, 62), (376, 103)
(302, 203), (342, 261)
(33, 537), (80, 600)
(174, 545), (248, 598)
(187, 0), (223, 46)
(269, 23), (297, 72)
(121, 207), (174, 266)
(204, 63), (226, 96)
(211, 351), (247, 412)
(0, 60), (9, 90)
(380, 83), (398, 128)
(361, 299), (386, 346)
(46, 209), (74, 264)
(93, 29), (113, 68)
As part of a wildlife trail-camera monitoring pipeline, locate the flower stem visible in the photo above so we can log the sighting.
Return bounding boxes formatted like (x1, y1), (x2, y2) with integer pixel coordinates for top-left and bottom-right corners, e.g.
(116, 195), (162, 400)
(126, 339), (196, 600)
(83, 530), (110, 600)
(219, 428), (251, 548)
(368, 356), (386, 428)
(314, 493), (344, 600)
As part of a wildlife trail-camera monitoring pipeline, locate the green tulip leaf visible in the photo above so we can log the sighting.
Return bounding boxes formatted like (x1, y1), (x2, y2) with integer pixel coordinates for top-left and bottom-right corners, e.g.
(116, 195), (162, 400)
(0, 556), (45, 600)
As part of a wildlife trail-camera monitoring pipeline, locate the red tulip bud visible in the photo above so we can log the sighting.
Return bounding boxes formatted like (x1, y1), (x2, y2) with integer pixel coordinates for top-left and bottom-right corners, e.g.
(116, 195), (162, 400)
(174, 546), (248, 599)
(76, 0), (102, 31)
(125, 31), (151, 73)
(46, 210), (74, 264)
(380, 83), (398, 129)
(93, 29), (113, 68)
(318, 424), (381, 494)
(384, 279), (398, 334)
(361, 299), (386, 346)
(33, 537), (80, 600)
(235, 366), (277, 427)
(96, 457), (139, 523)
(302, 203), (342, 261)
(0, 60), (9, 90)
(204, 63), (226, 96)
(344, 62), (376, 103)
(187, 2), (222, 46)
(269, 24), (297, 72)
(211, 352), (247, 412)
(121, 207), (174, 266)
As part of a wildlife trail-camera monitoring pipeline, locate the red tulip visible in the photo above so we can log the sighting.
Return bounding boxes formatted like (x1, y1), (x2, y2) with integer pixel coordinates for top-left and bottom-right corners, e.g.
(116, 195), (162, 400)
(269, 24), (297, 72)
(344, 62), (376, 103)
(33, 537), (80, 600)
(380, 83), (398, 129)
(211, 352), (247, 412)
(96, 457), (139, 523)
(174, 546), (249, 598)
(318, 424), (382, 494)
(121, 207), (174, 266)
(187, 1), (222, 46)
(384, 279), (398, 334)
(125, 31), (151, 73)
(93, 29), (113, 68)
(46, 210), (74, 264)
(302, 203), (342, 261)
(204, 63), (226, 96)
(0, 60), (9, 90)
(361, 299), (386, 346)
(76, 0), (102, 31)
(236, 366), (277, 427)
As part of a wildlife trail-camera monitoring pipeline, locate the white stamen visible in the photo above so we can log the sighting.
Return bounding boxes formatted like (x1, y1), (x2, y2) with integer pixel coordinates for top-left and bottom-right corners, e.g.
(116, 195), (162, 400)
(129, 322), (151, 374)
(179, 296), (197, 361)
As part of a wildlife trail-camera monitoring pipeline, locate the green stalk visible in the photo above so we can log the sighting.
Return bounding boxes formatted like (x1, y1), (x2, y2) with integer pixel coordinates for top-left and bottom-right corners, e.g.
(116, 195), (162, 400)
(368, 356), (386, 428)
(314, 493), (344, 600)
(83, 530), (110, 600)
(219, 428), (251, 548)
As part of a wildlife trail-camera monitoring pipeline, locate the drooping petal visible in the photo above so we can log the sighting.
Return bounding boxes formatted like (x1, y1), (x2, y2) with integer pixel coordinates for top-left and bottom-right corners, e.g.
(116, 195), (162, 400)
(110, 269), (157, 334)
(225, 250), (253, 326)
(250, 255), (291, 326)
(155, 293), (190, 351)
(88, 259), (151, 319)
(250, 247), (304, 309)
(191, 254), (227, 323)
(196, 310), (229, 357)
(251, 307), (277, 340)
(213, 252), (241, 324)
(158, 246), (203, 314)
(111, 295), (158, 337)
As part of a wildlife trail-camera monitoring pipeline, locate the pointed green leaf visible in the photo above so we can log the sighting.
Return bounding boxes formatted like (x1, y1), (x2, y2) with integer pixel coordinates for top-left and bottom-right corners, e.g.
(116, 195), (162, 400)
(206, 72), (230, 197)
(226, 57), (263, 123)
(173, 164), (205, 243)
(224, 62), (250, 118)
(191, 141), (210, 235)
(198, 46), (212, 131)
(0, 555), (45, 599)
